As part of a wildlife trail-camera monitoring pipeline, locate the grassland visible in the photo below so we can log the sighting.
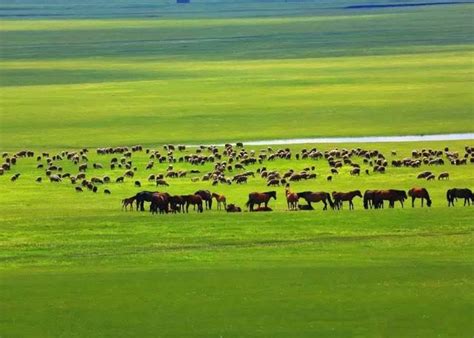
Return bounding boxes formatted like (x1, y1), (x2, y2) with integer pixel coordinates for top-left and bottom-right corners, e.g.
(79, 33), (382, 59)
(1, 2), (473, 148)
(1, 0), (473, 336)
(1, 141), (473, 337)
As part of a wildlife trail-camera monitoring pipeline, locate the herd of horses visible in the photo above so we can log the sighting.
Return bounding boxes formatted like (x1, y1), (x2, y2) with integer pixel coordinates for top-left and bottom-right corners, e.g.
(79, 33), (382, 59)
(122, 187), (473, 214)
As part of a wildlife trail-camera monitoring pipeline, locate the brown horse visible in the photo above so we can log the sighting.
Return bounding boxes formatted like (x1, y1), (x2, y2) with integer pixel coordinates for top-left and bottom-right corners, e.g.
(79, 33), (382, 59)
(246, 191), (277, 211)
(332, 190), (362, 210)
(447, 188), (473, 206)
(122, 196), (136, 211)
(212, 193), (227, 210)
(226, 204), (242, 213)
(408, 187), (432, 207)
(195, 190), (212, 209)
(372, 190), (407, 209)
(183, 194), (204, 213)
(297, 191), (334, 210)
(150, 192), (170, 214)
(285, 185), (299, 210)
(169, 195), (185, 213)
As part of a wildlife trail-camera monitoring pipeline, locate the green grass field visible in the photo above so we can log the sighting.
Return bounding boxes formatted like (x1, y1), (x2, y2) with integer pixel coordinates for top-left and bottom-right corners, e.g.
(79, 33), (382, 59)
(1, 141), (473, 337)
(1, 0), (473, 336)
(1, 2), (473, 148)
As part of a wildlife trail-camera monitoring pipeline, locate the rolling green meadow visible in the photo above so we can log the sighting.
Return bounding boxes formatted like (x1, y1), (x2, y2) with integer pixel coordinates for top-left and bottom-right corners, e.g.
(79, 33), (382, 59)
(0, 1), (474, 337)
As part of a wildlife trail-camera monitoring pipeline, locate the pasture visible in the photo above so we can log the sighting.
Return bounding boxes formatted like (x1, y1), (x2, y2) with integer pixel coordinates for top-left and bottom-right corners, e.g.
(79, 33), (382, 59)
(1, 2), (474, 148)
(1, 0), (473, 336)
(1, 140), (473, 337)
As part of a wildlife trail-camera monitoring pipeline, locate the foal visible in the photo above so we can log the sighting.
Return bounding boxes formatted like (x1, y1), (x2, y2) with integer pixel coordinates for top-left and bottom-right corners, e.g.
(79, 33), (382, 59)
(122, 196), (136, 211)
(212, 193), (227, 210)
(285, 185), (299, 211)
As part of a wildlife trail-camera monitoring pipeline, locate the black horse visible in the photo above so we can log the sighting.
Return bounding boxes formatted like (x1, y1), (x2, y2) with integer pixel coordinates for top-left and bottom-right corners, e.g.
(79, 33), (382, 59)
(447, 188), (473, 206)
(135, 191), (159, 211)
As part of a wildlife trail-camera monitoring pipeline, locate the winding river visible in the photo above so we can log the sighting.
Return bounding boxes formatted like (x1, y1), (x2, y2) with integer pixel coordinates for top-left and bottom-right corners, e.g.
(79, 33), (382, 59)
(187, 133), (474, 147)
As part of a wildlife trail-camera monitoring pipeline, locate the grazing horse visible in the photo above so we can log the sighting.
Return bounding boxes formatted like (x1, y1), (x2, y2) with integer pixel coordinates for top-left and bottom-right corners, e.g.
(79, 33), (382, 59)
(169, 195), (185, 213)
(135, 191), (159, 211)
(297, 191), (334, 210)
(150, 192), (170, 214)
(182, 194), (204, 213)
(246, 191), (277, 211)
(447, 188), (473, 207)
(285, 185), (299, 210)
(195, 190), (212, 209)
(363, 190), (376, 209)
(212, 193), (227, 210)
(122, 196), (136, 211)
(372, 190), (407, 209)
(332, 190), (362, 210)
(408, 187), (432, 207)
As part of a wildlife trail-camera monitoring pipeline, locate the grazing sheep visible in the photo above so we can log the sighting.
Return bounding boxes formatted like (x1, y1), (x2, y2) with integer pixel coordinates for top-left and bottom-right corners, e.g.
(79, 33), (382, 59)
(49, 174), (62, 182)
(267, 179), (280, 187)
(11, 173), (20, 182)
(350, 168), (360, 176)
(104, 189), (111, 194)
(36, 177), (42, 183)
(327, 175), (332, 182)
(116, 176), (124, 183)
(156, 179), (169, 186)
(75, 186), (83, 192)
(134, 180), (141, 187)
(438, 172), (449, 180)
